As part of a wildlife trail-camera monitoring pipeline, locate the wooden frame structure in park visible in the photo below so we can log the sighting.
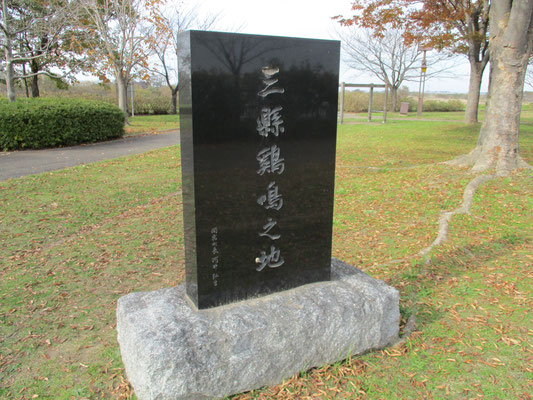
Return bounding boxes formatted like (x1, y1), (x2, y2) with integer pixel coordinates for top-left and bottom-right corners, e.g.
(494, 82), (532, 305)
(339, 83), (389, 124)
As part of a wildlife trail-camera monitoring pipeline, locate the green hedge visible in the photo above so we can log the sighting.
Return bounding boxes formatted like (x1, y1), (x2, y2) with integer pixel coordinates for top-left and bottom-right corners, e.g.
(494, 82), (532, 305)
(0, 98), (125, 150)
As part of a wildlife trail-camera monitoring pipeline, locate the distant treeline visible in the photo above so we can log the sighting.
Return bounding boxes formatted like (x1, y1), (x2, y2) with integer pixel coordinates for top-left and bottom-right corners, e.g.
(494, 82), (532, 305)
(1, 77), (532, 115)
(0, 76), (173, 115)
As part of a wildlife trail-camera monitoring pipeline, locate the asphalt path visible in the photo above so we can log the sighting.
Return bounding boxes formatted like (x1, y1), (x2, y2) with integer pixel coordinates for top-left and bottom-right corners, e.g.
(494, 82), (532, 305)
(0, 130), (180, 181)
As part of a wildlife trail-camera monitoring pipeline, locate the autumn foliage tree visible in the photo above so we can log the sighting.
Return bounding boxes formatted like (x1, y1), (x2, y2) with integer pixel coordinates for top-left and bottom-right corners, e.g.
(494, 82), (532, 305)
(1, 0), (80, 101)
(79, 0), (161, 121)
(336, 0), (490, 123)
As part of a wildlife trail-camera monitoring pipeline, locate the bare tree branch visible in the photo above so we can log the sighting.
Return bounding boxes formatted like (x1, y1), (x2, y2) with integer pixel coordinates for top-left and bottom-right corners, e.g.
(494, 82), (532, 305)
(147, 2), (222, 113)
(337, 27), (454, 86)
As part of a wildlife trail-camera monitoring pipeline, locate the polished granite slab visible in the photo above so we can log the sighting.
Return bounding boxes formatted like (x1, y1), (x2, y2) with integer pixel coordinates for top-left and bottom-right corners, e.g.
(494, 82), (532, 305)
(178, 30), (340, 309)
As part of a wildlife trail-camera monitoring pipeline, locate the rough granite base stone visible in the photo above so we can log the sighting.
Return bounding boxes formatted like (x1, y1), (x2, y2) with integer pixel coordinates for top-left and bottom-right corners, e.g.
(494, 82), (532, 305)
(116, 258), (400, 400)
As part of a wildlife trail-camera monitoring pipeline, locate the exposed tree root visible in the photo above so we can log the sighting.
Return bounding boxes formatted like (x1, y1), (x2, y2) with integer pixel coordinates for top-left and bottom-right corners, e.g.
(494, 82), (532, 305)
(443, 151), (477, 168)
(417, 174), (496, 262)
(365, 156), (530, 270)
(517, 156), (533, 169)
(444, 150), (532, 175)
(368, 173), (498, 268)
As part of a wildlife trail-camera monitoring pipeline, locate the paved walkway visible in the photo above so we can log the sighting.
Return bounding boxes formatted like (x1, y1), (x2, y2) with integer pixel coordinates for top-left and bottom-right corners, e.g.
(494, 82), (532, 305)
(0, 130), (180, 181)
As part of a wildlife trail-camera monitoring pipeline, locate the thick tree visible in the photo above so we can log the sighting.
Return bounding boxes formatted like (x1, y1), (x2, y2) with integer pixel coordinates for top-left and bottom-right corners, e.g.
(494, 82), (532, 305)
(418, 0), (532, 259)
(449, 0), (533, 173)
(335, 0), (490, 123)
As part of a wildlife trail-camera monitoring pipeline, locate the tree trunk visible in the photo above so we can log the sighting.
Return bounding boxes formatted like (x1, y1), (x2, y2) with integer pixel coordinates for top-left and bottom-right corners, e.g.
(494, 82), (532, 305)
(31, 75), (40, 98)
(24, 79), (30, 98)
(2, 36), (15, 101)
(470, 52), (528, 172)
(116, 72), (129, 124)
(464, 62), (484, 124)
(2, 0), (15, 102)
(171, 87), (178, 115)
(4, 54), (16, 102)
(29, 60), (40, 97)
(450, 0), (533, 174)
(390, 86), (398, 112)
(22, 64), (30, 98)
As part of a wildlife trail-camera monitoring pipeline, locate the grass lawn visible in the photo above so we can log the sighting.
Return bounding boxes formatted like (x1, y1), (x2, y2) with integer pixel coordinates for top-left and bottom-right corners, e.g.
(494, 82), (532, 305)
(1, 118), (531, 399)
(124, 114), (179, 136)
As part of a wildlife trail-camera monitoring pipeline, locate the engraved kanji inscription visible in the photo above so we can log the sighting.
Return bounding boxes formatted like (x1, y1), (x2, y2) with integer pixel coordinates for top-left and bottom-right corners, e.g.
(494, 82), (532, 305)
(258, 217), (281, 240)
(257, 181), (283, 211)
(256, 107), (284, 137)
(257, 145), (285, 175)
(258, 66), (285, 98)
(255, 245), (285, 271)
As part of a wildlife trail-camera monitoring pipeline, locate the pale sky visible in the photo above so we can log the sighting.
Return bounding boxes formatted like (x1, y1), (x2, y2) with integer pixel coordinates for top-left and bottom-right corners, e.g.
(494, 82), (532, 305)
(192, 0), (487, 94)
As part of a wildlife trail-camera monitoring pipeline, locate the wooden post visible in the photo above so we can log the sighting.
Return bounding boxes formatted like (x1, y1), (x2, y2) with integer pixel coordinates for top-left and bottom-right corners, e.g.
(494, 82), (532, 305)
(368, 84), (374, 122)
(383, 84), (388, 124)
(340, 82), (345, 125)
(342, 83), (386, 123)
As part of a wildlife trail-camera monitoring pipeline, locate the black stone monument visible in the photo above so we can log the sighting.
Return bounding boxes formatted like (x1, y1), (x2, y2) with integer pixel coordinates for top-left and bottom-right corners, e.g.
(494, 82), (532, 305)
(178, 31), (340, 309)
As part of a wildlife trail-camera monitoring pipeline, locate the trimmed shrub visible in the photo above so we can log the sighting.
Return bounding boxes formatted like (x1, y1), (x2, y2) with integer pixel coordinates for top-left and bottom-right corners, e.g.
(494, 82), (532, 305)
(0, 98), (125, 150)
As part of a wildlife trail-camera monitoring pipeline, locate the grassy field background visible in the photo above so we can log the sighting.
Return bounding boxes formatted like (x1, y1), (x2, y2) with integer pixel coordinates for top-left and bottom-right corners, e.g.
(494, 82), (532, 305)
(1, 113), (532, 399)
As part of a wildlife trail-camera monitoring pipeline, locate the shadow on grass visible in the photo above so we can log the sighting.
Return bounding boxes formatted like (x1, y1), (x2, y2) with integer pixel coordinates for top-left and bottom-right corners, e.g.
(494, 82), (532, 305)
(391, 233), (530, 334)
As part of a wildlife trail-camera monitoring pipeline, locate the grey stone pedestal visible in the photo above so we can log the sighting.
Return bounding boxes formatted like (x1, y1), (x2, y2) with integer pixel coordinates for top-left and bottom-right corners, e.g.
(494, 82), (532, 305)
(116, 258), (400, 400)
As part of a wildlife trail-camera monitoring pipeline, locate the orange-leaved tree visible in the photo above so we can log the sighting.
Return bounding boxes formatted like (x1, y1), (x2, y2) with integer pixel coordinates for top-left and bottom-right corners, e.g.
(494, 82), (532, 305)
(335, 0), (490, 124)
(78, 0), (163, 122)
